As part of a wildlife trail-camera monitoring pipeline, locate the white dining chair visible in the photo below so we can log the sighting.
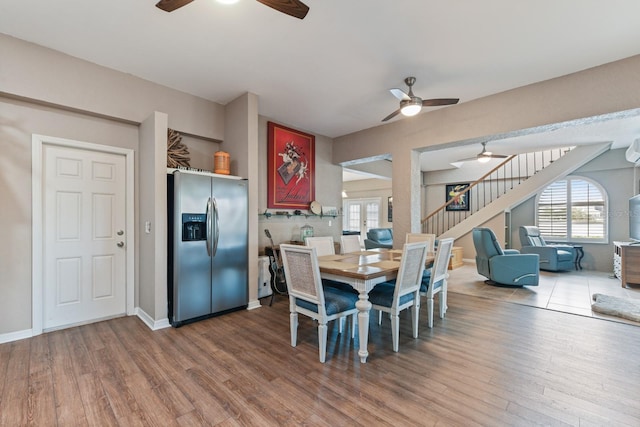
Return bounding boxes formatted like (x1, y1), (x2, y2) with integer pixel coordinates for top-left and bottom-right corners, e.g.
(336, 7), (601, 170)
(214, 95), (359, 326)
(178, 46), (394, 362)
(279, 244), (359, 363)
(405, 233), (436, 252)
(368, 241), (428, 352)
(340, 234), (362, 254)
(304, 236), (335, 256)
(305, 235), (356, 333)
(421, 237), (454, 328)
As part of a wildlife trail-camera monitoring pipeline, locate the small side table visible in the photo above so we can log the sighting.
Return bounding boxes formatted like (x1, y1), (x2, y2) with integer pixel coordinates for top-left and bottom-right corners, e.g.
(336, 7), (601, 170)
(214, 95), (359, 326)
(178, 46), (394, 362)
(572, 245), (584, 270)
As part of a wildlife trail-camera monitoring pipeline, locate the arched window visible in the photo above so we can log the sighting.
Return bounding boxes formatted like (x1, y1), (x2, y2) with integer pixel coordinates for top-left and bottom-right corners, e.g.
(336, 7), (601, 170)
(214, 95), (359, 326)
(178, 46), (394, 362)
(536, 176), (607, 243)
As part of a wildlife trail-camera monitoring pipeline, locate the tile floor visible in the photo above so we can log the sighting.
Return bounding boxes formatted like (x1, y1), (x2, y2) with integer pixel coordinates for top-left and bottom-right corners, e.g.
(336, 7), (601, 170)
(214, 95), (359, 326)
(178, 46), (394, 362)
(447, 262), (640, 326)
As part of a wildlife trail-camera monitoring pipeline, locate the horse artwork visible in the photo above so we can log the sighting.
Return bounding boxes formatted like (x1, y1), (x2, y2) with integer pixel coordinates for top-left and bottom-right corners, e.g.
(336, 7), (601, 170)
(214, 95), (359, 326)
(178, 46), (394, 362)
(446, 183), (471, 211)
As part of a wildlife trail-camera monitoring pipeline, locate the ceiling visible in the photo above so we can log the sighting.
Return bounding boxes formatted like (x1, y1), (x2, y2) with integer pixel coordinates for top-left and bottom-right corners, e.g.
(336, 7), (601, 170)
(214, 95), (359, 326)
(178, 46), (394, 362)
(2, 1), (640, 176)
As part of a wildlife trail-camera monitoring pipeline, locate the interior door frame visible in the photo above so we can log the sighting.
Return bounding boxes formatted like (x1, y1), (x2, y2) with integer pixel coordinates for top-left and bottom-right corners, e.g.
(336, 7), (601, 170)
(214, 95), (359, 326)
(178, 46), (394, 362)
(31, 134), (135, 336)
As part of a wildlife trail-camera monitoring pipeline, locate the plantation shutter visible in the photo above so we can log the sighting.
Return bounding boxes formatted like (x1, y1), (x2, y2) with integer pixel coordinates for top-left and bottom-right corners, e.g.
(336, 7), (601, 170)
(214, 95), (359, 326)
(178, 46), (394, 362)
(537, 178), (606, 242)
(538, 180), (567, 238)
(569, 179), (605, 239)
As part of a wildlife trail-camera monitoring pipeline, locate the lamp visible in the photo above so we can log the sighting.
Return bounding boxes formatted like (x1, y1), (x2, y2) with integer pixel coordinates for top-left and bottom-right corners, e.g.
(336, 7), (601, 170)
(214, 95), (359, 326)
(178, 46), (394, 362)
(400, 99), (422, 117)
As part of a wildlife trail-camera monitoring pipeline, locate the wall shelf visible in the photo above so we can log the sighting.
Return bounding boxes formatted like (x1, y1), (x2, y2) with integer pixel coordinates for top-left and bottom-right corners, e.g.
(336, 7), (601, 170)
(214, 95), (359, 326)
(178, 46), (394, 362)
(260, 210), (336, 219)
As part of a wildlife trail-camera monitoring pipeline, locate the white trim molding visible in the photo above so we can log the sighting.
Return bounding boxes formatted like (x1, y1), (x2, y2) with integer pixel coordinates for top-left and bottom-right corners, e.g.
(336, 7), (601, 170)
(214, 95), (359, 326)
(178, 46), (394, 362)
(135, 307), (171, 330)
(0, 329), (33, 344)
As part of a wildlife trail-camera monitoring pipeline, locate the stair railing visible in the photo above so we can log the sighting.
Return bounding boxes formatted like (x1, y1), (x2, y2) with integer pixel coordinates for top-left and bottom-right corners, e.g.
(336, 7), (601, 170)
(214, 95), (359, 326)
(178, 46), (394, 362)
(422, 148), (572, 235)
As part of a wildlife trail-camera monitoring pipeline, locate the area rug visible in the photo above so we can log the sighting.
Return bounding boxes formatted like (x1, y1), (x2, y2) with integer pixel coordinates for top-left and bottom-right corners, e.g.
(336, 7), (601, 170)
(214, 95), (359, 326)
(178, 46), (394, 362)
(591, 293), (640, 323)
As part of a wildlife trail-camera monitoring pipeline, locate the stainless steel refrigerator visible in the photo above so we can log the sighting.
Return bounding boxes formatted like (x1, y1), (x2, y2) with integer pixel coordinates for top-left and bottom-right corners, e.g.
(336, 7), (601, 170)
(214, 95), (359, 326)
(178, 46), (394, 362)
(167, 169), (248, 327)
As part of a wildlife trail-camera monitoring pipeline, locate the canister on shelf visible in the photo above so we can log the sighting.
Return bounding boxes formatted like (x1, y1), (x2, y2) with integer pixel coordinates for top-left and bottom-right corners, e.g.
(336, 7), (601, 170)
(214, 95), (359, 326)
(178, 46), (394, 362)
(300, 224), (314, 241)
(214, 151), (230, 175)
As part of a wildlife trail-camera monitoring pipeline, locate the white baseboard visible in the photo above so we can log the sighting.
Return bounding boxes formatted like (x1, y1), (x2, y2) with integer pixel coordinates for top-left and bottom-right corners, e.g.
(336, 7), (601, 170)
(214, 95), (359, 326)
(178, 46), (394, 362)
(135, 307), (171, 330)
(0, 328), (33, 344)
(247, 300), (262, 310)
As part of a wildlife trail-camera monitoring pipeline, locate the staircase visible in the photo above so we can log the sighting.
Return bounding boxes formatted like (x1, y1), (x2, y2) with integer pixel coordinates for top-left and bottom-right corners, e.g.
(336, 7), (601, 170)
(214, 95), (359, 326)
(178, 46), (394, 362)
(422, 142), (612, 241)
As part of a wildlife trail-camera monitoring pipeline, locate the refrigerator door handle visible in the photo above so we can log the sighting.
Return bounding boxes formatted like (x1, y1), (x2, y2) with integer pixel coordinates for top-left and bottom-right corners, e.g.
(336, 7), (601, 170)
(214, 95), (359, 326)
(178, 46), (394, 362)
(206, 197), (213, 257)
(212, 197), (220, 257)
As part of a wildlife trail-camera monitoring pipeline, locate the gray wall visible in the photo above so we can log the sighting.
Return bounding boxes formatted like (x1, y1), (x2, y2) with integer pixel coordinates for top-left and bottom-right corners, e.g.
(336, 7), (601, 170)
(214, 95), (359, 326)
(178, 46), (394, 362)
(420, 148), (636, 272)
(333, 54), (640, 249)
(257, 116), (341, 250)
(510, 149), (636, 272)
(0, 34), (341, 338)
(0, 34), (228, 336)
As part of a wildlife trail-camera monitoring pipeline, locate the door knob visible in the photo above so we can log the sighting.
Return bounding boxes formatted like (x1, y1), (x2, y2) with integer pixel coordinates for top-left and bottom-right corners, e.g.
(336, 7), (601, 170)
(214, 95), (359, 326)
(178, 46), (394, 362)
(117, 230), (124, 235)
(117, 241), (125, 248)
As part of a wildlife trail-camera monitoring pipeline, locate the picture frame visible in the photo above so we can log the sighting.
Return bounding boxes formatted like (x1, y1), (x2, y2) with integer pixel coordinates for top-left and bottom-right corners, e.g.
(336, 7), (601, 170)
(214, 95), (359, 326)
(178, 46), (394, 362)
(445, 183), (471, 211)
(388, 196), (393, 222)
(267, 121), (315, 209)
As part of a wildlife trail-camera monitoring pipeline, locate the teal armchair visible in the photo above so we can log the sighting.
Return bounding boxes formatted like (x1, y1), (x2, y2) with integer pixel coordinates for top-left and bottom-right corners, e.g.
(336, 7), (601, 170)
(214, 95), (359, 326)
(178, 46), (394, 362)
(364, 228), (393, 249)
(519, 226), (576, 271)
(472, 228), (539, 287)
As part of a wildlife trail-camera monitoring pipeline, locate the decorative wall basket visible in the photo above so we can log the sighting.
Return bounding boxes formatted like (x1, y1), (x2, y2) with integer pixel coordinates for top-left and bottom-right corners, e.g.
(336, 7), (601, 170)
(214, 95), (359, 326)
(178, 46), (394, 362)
(167, 128), (190, 168)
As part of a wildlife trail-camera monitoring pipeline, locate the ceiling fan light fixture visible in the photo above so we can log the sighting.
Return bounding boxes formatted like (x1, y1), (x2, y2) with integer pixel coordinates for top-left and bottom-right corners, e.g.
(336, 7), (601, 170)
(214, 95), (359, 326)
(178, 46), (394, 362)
(477, 155), (491, 163)
(400, 100), (422, 117)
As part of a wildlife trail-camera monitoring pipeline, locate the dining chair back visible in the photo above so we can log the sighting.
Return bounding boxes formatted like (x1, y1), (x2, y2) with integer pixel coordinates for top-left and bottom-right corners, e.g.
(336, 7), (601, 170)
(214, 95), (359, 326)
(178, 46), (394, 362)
(421, 237), (454, 328)
(304, 236), (335, 256)
(279, 244), (359, 363)
(340, 234), (362, 254)
(405, 233), (436, 252)
(368, 241), (428, 352)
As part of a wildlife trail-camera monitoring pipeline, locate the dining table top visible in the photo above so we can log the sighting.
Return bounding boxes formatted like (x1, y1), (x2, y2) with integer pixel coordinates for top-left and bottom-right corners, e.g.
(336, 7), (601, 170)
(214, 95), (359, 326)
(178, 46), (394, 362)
(317, 248), (435, 281)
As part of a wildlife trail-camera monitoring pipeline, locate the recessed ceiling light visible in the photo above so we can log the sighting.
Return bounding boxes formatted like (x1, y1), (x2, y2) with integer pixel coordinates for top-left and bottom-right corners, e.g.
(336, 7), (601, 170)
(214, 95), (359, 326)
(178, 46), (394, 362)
(217, 0), (239, 5)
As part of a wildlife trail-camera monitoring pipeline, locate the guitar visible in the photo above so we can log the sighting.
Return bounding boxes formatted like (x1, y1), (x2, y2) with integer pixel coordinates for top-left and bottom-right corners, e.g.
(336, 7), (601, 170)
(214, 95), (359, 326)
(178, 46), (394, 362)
(264, 229), (287, 294)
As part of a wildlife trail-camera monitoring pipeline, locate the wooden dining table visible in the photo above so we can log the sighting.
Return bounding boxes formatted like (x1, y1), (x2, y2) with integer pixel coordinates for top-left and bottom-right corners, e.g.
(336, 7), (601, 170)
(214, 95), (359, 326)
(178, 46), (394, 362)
(317, 248), (434, 363)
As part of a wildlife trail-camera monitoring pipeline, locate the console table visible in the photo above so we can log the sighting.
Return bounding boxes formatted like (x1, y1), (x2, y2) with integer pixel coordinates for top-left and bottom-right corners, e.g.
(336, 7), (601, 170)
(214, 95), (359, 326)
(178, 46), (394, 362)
(613, 241), (640, 288)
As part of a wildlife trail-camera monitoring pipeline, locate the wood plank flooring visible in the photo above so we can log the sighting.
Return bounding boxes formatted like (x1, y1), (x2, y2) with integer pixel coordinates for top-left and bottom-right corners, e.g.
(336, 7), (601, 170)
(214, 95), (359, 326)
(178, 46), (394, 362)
(2, 292), (640, 426)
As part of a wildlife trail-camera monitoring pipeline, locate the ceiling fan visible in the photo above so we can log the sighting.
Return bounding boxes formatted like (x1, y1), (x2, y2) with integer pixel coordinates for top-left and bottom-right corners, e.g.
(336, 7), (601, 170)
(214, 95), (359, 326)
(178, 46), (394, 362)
(469, 141), (510, 163)
(382, 77), (459, 122)
(155, 0), (310, 19)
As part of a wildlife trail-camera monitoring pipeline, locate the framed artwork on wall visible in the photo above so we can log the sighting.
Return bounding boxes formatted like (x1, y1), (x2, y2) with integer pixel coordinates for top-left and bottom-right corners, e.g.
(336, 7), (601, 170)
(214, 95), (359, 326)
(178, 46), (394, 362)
(267, 121), (315, 209)
(445, 183), (471, 211)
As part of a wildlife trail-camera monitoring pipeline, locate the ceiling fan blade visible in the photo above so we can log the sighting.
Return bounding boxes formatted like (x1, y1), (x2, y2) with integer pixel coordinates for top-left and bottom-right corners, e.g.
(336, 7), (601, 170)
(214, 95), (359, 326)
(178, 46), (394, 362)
(422, 98), (460, 107)
(256, 0), (309, 19)
(382, 109), (401, 122)
(155, 0), (194, 12)
(390, 88), (410, 101)
(490, 154), (509, 158)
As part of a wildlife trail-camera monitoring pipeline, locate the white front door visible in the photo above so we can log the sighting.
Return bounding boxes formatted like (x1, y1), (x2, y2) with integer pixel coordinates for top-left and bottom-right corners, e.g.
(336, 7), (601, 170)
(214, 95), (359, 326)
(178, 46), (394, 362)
(42, 144), (127, 330)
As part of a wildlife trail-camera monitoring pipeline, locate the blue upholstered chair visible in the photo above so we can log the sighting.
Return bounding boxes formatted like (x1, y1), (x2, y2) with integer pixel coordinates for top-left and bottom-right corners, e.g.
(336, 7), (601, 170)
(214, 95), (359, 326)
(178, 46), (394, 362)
(364, 228), (393, 249)
(279, 244), (358, 363)
(518, 226), (576, 272)
(472, 228), (539, 287)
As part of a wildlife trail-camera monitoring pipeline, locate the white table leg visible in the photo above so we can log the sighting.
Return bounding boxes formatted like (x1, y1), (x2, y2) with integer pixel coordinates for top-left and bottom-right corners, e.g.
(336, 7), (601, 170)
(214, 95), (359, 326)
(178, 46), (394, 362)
(356, 291), (371, 363)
